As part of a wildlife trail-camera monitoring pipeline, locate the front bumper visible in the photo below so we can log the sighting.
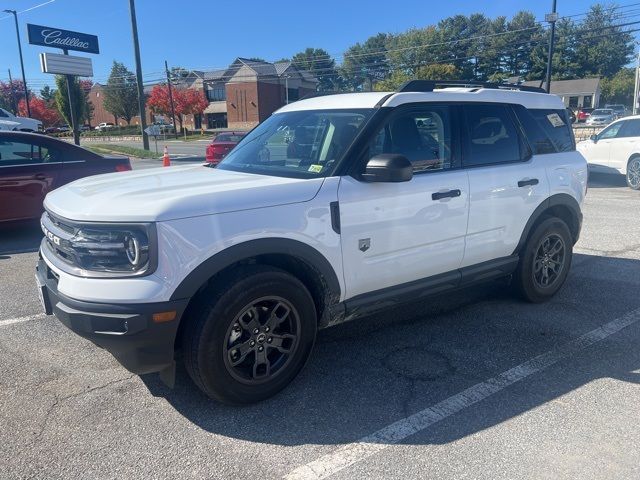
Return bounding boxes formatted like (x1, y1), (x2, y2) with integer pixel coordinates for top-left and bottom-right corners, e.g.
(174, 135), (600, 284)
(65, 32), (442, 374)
(36, 257), (189, 376)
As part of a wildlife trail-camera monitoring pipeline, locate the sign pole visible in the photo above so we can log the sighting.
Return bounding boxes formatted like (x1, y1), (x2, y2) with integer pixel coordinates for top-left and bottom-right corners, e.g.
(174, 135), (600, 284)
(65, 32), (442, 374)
(62, 49), (80, 145)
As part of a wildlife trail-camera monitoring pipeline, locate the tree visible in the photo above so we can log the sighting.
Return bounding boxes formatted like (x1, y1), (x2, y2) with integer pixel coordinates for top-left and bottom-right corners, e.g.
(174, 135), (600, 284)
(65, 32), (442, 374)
(291, 48), (338, 91)
(40, 86), (56, 104)
(18, 97), (61, 127)
(341, 33), (389, 91)
(103, 61), (139, 124)
(385, 27), (442, 75)
(601, 68), (635, 106)
(529, 18), (580, 81)
(79, 80), (95, 126)
(374, 63), (460, 91)
(0, 80), (29, 113)
(147, 85), (207, 131)
(53, 75), (90, 142)
(574, 4), (634, 78)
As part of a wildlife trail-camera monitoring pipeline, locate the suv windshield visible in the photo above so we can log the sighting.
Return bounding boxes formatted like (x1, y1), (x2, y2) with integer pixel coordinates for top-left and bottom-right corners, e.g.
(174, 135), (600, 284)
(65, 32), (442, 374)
(216, 109), (373, 178)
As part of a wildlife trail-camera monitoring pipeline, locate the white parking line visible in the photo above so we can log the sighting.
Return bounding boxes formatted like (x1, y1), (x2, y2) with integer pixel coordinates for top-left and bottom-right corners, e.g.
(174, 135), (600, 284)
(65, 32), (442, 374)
(284, 307), (640, 480)
(0, 314), (45, 328)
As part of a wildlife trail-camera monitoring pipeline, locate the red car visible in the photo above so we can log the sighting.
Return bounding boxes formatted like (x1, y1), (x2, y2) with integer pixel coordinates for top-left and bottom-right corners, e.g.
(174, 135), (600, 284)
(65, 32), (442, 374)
(205, 132), (246, 164)
(577, 108), (594, 123)
(0, 131), (131, 223)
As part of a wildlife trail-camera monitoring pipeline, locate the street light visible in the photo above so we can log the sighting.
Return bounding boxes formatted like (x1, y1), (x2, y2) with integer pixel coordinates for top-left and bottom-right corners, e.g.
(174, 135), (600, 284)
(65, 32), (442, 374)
(4, 9), (31, 117)
(544, 1), (558, 94)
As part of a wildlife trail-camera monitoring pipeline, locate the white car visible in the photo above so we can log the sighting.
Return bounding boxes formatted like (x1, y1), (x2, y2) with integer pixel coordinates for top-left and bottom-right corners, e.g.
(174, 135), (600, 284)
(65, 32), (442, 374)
(0, 108), (42, 132)
(577, 115), (640, 189)
(95, 122), (115, 131)
(36, 81), (587, 404)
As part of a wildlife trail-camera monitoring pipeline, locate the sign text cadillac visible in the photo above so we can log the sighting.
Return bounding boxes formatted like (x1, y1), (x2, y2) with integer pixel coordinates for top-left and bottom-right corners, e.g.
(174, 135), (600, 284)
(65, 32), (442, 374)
(27, 24), (99, 54)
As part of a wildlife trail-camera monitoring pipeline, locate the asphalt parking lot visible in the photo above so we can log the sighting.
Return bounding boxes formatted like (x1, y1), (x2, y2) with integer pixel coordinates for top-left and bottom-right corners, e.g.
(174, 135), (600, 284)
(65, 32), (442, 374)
(1, 170), (639, 479)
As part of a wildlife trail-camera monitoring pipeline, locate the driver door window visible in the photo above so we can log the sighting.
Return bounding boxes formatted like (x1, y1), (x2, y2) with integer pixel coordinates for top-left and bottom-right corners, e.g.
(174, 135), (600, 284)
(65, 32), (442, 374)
(598, 123), (623, 140)
(369, 107), (454, 173)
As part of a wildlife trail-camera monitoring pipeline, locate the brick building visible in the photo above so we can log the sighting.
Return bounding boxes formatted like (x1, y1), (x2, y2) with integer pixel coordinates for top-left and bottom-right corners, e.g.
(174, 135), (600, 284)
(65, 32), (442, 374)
(202, 58), (318, 130)
(88, 83), (154, 127)
(87, 59), (318, 131)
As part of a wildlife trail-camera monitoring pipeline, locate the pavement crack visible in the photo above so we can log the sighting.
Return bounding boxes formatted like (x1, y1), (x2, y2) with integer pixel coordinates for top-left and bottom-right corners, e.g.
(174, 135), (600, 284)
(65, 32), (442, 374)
(28, 374), (136, 446)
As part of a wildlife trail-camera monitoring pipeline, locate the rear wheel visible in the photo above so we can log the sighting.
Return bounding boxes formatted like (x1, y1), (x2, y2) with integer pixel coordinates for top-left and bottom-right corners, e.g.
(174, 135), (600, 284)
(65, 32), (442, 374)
(627, 156), (640, 190)
(514, 216), (573, 303)
(182, 265), (317, 404)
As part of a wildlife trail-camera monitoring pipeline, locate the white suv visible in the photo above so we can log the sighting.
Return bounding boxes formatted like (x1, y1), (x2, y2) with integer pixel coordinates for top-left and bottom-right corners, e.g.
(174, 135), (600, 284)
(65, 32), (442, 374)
(577, 115), (640, 189)
(36, 81), (587, 404)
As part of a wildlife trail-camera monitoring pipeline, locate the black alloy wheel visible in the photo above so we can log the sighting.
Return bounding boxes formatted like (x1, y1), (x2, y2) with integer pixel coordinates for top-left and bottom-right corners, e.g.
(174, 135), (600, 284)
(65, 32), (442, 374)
(182, 265), (317, 404)
(223, 297), (300, 384)
(532, 233), (566, 289)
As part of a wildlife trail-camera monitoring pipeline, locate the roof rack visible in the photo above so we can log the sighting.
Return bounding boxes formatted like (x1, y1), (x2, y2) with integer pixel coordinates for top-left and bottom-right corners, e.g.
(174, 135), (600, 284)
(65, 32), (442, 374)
(397, 79), (546, 94)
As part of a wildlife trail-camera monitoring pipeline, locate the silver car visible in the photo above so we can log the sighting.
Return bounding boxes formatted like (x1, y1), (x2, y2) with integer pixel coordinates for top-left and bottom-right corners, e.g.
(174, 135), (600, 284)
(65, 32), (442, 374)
(586, 108), (617, 126)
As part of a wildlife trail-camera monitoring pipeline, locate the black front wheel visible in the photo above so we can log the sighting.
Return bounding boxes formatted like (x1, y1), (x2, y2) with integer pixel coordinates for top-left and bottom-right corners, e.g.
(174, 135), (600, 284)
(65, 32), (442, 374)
(182, 265), (317, 404)
(514, 216), (573, 303)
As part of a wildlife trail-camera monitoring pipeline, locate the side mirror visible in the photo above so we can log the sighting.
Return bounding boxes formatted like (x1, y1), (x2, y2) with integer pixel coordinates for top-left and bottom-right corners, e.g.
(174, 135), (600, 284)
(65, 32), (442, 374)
(590, 134), (598, 143)
(361, 154), (413, 183)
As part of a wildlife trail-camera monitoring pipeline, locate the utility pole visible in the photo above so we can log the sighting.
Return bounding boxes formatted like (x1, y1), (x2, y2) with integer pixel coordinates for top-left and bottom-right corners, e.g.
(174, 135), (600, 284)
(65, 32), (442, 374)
(284, 74), (290, 104)
(7, 69), (16, 114)
(4, 9), (31, 117)
(128, 0), (149, 150)
(544, 0), (558, 94)
(165, 60), (178, 138)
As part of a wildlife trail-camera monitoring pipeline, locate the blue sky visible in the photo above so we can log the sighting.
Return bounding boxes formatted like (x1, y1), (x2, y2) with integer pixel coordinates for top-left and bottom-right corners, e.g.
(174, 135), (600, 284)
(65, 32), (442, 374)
(0, 0), (635, 92)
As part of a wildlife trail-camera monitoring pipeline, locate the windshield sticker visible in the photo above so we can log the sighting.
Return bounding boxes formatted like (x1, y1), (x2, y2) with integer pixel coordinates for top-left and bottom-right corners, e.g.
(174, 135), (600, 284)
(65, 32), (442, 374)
(547, 113), (566, 128)
(308, 164), (323, 173)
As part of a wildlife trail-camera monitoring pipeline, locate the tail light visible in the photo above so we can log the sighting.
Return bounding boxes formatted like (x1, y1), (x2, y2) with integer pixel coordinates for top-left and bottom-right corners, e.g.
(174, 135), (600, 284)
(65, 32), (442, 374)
(115, 163), (132, 172)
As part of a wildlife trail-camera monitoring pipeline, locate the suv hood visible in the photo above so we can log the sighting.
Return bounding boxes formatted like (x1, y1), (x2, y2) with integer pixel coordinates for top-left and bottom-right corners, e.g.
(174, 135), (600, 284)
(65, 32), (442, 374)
(44, 164), (325, 222)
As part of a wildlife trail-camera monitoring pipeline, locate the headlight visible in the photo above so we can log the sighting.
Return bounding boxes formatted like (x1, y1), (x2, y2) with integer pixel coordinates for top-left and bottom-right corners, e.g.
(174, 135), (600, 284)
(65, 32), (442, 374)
(70, 227), (152, 274)
(41, 212), (157, 277)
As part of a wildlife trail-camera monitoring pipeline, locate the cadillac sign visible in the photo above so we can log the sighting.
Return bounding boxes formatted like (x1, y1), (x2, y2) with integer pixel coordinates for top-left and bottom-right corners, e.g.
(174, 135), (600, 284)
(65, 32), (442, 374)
(27, 24), (99, 54)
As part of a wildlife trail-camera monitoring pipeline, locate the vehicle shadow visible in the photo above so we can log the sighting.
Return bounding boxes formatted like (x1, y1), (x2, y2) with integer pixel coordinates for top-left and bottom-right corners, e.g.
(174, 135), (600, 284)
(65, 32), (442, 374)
(141, 252), (640, 447)
(588, 171), (628, 188)
(0, 221), (42, 257)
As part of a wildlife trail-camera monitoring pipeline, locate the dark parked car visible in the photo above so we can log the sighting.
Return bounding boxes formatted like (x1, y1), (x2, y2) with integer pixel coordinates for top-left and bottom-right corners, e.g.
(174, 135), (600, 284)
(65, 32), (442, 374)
(205, 132), (246, 164)
(0, 132), (132, 223)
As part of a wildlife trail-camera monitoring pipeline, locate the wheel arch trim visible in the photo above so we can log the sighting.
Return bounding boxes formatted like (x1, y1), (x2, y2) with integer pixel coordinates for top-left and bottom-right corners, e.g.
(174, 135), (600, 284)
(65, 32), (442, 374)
(513, 193), (582, 254)
(169, 238), (342, 301)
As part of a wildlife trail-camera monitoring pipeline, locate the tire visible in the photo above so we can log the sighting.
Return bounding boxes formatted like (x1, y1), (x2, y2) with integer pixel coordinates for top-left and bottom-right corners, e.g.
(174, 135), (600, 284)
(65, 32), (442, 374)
(514, 216), (573, 303)
(627, 156), (640, 190)
(182, 265), (317, 405)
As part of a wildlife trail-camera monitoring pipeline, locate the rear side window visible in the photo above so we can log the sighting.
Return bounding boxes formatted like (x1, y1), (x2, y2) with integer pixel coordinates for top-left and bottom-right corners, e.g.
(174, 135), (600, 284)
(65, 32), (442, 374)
(462, 104), (524, 166)
(513, 106), (575, 154)
(617, 119), (640, 138)
(529, 109), (575, 152)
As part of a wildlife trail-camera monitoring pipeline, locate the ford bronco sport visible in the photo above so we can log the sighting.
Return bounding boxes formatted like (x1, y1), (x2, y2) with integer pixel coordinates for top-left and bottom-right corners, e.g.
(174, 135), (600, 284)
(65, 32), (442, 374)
(36, 80), (587, 404)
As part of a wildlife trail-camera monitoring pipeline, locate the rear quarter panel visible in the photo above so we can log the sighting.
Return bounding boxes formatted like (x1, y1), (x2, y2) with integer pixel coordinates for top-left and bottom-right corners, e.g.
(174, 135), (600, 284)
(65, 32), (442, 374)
(545, 151), (588, 206)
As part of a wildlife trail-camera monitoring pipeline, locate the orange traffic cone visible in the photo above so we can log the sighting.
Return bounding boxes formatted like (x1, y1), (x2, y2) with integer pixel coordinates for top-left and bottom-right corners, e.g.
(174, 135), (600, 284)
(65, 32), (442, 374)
(162, 146), (171, 167)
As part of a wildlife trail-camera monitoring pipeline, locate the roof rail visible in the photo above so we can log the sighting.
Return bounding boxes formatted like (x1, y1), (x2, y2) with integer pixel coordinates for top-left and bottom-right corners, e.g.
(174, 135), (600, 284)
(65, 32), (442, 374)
(397, 79), (546, 94)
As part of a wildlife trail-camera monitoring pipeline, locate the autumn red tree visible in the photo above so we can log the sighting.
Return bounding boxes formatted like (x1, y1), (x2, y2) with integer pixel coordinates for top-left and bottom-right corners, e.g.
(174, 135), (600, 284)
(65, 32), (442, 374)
(147, 85), (208, 131)
(18, 97), (61, 127)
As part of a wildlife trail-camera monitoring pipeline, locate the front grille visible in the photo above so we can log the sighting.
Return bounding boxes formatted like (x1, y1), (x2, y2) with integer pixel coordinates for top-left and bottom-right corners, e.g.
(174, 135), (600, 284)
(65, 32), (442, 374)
(41, 211), (79, 267)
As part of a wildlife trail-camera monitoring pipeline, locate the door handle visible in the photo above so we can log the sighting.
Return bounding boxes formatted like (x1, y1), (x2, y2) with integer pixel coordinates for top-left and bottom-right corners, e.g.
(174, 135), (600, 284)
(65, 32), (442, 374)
(34, 173), (47, 181)
(432, 189), (461, 201)
(518, 178), (539, 187)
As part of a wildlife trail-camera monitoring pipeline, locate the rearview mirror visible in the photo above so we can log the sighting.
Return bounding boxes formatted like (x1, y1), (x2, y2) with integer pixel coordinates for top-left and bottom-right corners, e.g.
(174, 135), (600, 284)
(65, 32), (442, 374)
(361, 154), (413, 183)
(590, 134), (598, 143)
